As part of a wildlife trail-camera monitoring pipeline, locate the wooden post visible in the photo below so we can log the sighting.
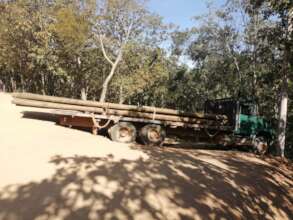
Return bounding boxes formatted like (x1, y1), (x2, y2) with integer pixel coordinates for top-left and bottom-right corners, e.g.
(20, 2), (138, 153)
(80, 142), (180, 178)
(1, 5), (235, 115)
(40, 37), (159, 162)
(12, 98), (220, 125)
(12, 92), (227, 121)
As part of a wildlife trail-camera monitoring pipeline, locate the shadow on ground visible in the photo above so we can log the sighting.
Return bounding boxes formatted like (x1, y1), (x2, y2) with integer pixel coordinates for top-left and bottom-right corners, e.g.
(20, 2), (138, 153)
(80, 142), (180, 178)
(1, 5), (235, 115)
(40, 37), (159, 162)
(0, 147), (292, 220)
(22, 111), (58, 122)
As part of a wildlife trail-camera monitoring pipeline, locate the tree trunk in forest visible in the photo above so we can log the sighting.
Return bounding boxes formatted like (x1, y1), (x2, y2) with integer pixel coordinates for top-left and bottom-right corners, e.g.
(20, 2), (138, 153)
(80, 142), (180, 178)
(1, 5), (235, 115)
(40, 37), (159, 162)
(81, 88), (87, 101)
(0, 80), (4, 92)
(41, 73), (46, 95)
(10, 76), (16, 92)
(277, 46), (290, 158)
(20, 74), (24, 92)
(99, 52), (122, 103)
(277, 88), (288, 158)
(119, 85), (125, 104)
(252, 9), (259, 99)
(226, 43), (242, 96)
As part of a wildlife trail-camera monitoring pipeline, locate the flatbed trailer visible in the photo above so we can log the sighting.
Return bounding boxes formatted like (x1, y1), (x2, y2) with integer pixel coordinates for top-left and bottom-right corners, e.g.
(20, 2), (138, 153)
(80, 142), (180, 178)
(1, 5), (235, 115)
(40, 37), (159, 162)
(12, 93), (273, 154)
(12, 93), (233, 145)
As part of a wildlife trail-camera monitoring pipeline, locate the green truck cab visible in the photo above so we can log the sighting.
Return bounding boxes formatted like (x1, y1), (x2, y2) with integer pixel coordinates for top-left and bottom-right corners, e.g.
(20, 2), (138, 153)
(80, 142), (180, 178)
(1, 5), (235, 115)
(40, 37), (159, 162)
(205, 98), (274, 153)
(235, 104), (273, 137)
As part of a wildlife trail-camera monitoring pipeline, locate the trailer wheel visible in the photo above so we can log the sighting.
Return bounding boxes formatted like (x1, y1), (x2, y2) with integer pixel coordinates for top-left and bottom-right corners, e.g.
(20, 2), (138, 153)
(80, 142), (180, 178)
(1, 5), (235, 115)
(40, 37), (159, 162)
(253, 137), (268, 155)
(139, 124), (166, 146)
(108, 122), (136, 143)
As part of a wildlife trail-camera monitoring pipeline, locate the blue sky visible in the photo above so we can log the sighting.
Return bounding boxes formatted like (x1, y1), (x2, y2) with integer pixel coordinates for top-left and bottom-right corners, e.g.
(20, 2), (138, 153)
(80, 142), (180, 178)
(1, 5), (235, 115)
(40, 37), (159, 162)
(148, 0), (226, 29)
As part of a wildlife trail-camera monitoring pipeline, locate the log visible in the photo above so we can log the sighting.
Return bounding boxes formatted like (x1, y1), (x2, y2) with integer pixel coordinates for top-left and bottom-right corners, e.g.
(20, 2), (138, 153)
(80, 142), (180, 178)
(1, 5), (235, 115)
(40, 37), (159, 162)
(12, 98), (222, 125)
(12, 93), (227, 121)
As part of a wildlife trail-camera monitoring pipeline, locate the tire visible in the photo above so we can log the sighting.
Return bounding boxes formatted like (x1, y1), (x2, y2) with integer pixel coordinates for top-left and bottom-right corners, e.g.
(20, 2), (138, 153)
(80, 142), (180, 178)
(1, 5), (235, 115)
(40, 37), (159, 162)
(139, 124), (166, 146)
(108, 122), (136, 143)
(253, 137), (268, 155)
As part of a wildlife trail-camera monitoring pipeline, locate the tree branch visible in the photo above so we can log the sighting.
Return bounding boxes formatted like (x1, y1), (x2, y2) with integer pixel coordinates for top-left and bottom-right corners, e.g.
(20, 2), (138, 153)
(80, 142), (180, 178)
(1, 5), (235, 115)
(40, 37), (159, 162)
(125, 20), (134, 42)
(98, 34), (114, 66)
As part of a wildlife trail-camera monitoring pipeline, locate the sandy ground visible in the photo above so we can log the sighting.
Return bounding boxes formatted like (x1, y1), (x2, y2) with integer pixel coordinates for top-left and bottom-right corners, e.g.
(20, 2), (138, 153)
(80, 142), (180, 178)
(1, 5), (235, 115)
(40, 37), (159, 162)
(0, 93), (292, 220)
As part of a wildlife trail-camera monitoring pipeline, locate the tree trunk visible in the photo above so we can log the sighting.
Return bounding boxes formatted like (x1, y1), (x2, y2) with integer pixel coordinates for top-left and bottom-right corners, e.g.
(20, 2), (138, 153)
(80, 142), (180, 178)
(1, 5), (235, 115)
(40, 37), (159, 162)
(99, 52), (122, 102)
(10, 76), (16, 92)
(20, 74), (25, 92)
(252, 9), (259, 98)
(0, 80), (4, 92)
(277, 43), (291, 158)
(119, 85), (125, 104)
(12, 92), (228, 120)
(12, 98), (213, 125)
(277, 88), (288, 158)
(81, 88), (87, 101)
(41, 73), (46, 95)
(226, 43), (241, 92)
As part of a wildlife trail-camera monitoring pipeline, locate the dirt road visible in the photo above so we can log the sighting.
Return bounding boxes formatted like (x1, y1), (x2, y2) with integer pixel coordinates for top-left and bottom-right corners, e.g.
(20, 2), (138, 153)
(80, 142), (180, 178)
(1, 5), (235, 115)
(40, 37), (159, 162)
(0, 93), (292, 220)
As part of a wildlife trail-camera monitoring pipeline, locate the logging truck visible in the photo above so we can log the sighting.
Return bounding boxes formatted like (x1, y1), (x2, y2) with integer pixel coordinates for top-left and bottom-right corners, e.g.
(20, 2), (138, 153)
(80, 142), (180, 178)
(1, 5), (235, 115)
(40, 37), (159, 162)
(12, 93), (273, 154)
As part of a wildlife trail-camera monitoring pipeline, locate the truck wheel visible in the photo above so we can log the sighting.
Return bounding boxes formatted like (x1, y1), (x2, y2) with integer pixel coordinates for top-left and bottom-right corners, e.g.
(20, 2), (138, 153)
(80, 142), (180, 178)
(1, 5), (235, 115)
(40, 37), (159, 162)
(253, 137), (268, 155)
(108, 122), (136, 143)
(139, 124), (166, 146)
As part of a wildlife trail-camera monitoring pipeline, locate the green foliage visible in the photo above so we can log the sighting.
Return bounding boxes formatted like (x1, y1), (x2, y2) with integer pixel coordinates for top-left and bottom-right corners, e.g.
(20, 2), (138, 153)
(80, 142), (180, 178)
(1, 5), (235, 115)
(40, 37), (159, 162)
(54, 5), (90, 51)
(0, 0), (168, 101)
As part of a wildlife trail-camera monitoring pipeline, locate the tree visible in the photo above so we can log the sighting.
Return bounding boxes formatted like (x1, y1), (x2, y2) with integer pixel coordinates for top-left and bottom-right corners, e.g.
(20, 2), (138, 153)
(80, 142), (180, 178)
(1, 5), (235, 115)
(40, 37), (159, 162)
(0, 0), (169, 103)
(172, 3), (246, 100)
(248, 0), (293, 157)
(0, 0), (59, 94)
(111, 44), (170, 105)
(53, 2), (93, 99)
(94, 0), (167, 102)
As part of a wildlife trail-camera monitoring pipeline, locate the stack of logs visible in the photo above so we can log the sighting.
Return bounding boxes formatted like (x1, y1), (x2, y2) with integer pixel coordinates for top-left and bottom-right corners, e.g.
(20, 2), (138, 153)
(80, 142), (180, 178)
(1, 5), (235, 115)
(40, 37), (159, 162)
(12, 93), (227, 125)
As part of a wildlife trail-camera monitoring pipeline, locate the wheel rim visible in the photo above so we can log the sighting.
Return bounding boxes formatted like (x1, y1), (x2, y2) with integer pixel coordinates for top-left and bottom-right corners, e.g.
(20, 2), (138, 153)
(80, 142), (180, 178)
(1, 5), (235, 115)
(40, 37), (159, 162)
(147, 128), (161, 143)
(119, 127), (132, 142)
(254, 138), (268, 155)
